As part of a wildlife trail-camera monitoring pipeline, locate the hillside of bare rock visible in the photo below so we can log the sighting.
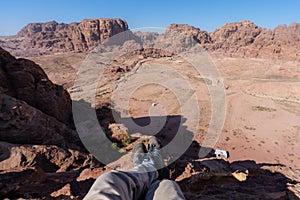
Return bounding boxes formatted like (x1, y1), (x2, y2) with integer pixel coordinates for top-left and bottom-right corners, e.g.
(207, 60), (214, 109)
(0, 47), (72, 126)
(165, 24), (212, 45)
(1, 18), (131, 56)
(135, 21), (300, 61)
(165, 20), (300, 60)
(207, 20), (300, 60)
(208, 20), (262, 53)
(0, 47), (106, 199)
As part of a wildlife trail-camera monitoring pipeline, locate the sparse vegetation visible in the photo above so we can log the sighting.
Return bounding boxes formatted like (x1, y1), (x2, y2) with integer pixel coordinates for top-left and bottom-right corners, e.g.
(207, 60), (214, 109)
(233, 129), (242, 135)
(252, 105), (276, 112)
(119, 148), (127, 153)
(122, 134), (132, 146)
(111, 142), (118, 149)
(244, 126), (256, 130)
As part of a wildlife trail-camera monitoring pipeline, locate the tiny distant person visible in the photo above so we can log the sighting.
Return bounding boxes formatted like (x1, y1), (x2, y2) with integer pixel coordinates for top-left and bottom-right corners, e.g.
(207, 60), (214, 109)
(84, 136), (186, 200)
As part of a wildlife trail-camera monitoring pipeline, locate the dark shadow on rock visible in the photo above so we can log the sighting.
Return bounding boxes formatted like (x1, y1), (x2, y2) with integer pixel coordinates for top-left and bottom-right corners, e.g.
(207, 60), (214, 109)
(121, 115), (214, 159)
(72, 100), (126, 164)
(70, 178), (96, 198)
(0, 168), (76, 199)
(119, 114), (216, 181)
(178, 159), (299, 200)
(74, 102), (215, 165)
(112, 114), (299, 199)
(0, 142), (13, 163)
(70, 104), (300, 199)
(0, 166), (104, 199)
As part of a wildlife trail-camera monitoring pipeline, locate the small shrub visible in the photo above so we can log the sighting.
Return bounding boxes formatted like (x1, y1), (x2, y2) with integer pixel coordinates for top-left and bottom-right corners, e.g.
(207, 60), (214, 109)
(122, 135), (132, 146)
(112, 143), (118, 149)
(252, 106), (276, 112)
(244, 126), (256, 130)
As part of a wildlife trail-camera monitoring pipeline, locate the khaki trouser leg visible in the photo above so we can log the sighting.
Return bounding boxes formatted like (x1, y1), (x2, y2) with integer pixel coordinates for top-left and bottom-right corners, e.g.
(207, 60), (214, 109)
(84, 164), (158, 200)
(145, 179), (186, 200)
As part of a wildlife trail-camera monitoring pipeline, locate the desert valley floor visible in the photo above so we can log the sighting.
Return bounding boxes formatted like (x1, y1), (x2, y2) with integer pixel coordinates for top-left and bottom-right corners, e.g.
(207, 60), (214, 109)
(28, 53), (300, 170)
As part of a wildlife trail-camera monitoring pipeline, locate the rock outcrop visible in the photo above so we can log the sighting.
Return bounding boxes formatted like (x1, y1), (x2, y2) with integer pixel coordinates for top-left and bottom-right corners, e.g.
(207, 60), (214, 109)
(0, 93), (77, 147)
(18, 18), (128, 51)
(4, 18), (129, 55)
(166, 24), (212, 45)
(0, 142), (103, 199)
(0, 47), (104, 199)
(0, 142), (97, 173)
(252, 22), (300, 59)
(209, 20), (262, 52)
(0, 47), (81, 148)
(205, 20), (300, 60)
(0, 47), (72, 126)
(164, 20), (300, 60)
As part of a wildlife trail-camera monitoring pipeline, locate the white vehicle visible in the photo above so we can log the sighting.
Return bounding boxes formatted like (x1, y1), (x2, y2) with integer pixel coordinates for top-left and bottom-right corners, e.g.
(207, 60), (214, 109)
(214, 149), (230, 158)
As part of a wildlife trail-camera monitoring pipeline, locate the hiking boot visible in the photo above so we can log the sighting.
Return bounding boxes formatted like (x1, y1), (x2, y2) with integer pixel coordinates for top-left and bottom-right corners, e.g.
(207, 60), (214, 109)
(148, 136), (161, 150)
(131, 142), (147, 167)
(148, 136), (170, 179)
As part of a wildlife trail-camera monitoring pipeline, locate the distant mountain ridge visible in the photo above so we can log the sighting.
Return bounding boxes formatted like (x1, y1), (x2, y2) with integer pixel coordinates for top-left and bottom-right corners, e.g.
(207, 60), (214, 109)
(1, 18), (129, 55)
(166, 20), (300, 60)
(0, 18), (299, 60)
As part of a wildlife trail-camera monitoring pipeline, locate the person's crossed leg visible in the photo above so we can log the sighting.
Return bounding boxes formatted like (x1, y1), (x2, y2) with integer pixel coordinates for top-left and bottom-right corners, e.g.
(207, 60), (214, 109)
(84, 136), (185, 200)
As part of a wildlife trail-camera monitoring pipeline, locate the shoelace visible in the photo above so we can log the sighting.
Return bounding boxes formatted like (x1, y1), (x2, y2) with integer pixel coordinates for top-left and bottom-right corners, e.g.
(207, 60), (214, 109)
(147, 144), (165, 169)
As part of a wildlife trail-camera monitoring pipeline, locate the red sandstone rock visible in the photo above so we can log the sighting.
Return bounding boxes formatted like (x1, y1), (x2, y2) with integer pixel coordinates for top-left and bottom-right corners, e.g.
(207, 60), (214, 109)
(17, 18), (129, 53)
(0, 93), (77, 147)
(0, 47), (72, 126)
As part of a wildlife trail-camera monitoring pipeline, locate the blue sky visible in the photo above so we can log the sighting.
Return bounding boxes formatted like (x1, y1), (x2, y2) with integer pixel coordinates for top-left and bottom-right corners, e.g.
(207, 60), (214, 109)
(1, 0), (300, 36)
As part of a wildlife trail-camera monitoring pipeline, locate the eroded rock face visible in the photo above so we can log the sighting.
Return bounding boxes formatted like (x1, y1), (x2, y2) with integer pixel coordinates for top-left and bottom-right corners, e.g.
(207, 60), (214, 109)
(0, 93), (77, 147)
(165, 20), (300, 60)
(166, 24), (212, 45)
(0, 47), (106, 199)
(0, 47), (80, 149)
(17, 18), (128, 53)
(0, 142), (98, 172)
(0, 47), (72, 126)
(209, 20), (262, 51)
(252, 22), (300, 59)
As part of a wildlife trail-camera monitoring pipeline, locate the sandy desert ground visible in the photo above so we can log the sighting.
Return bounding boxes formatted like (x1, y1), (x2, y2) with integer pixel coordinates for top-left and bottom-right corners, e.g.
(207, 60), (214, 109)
(27, 52), (300, 173)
